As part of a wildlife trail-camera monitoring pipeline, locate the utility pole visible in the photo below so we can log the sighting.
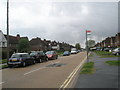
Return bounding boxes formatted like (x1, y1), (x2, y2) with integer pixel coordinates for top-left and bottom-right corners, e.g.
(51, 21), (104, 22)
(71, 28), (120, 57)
(86, 30), (89, 62)
(7, 0), (9, 61)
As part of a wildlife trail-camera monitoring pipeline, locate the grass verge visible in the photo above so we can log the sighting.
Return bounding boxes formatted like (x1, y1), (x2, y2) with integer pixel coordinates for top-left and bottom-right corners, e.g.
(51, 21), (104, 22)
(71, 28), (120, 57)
(0, 64), (8, 69)
(0, 59), (7, 64)
(57, 51), (64, 56)
(80, 62), (95, 74)
(94, 51), (120, 58)
(105, 60), (120, 66)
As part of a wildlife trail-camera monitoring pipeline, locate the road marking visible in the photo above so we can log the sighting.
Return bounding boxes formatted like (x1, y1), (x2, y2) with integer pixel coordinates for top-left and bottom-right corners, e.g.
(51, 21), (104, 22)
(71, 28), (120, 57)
(0, 81), (6, 85)
(24, 60), (61, 75)
(24, 67), (45, 75)
(59, 53), (91, 89)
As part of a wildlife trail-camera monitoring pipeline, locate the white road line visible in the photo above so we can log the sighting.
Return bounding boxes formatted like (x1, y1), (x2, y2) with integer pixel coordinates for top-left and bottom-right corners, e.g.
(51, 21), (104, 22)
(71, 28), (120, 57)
(24, 67), (45, 75)
(0, 81), (6, 85)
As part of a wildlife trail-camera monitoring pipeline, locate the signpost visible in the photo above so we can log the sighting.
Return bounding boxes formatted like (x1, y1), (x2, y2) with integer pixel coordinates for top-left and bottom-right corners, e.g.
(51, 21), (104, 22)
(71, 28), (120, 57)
(86, 30), (91, 62)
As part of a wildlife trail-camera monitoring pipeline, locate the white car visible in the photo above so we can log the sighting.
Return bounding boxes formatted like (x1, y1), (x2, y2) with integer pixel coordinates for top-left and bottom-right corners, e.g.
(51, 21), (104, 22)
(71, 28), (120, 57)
(71, 50), (77, 54)
(112, 48), (120, 55)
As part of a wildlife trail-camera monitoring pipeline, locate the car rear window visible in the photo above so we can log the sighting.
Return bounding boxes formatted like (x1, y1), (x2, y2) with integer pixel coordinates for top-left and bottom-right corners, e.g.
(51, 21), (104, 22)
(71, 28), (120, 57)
(11, 54), (20, 58)
(46, 51), (53, 54)
(30, 52), (38, 56)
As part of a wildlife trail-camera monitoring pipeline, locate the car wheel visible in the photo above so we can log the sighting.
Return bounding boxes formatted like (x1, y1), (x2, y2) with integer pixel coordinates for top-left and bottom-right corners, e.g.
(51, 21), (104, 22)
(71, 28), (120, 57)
(39, 59), (42, 63)
(22, 62), (26, 67)
(46, 58), (48, 61)
(8, 65), (13, 68)
(116, 53), (119, 56)
(56, 56), (58, 59)
(33, 60), (36, 64)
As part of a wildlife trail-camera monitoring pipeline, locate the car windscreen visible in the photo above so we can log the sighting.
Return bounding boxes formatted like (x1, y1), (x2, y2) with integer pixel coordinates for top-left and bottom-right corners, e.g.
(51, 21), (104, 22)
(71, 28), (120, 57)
(46, 51), (53, 55)
(64, 51), (69, 54)
(30, 52), (38, 56)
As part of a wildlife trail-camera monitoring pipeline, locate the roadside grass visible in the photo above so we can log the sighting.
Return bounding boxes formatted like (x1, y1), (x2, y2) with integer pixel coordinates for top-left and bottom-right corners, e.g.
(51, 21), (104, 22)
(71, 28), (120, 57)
(94, 51), (120, 58)
(80, 62), (95, 74)
(105, 60), (120, 66)
(89, 53), (93, 57)
(0, 64), (8, 69)
(0, 59), (7, 64)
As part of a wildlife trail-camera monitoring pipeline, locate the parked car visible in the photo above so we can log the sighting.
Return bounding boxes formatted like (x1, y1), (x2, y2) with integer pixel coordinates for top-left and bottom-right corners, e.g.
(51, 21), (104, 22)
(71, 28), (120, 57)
(8, 53), (36, 68)
(103, 48), (110, 52)
(63, 51), (71, 56)
(112, 48), (120, 55)
(46, 51), (58, 60)
(30, 51), (48, 63)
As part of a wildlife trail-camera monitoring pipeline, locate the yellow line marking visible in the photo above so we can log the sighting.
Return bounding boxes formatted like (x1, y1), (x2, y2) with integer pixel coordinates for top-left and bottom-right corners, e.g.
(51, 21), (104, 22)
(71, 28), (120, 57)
(59, 53), (91, 90)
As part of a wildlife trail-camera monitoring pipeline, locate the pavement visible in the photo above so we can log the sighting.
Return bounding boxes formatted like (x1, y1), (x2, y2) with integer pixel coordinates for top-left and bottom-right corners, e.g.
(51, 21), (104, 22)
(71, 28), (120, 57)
(2, 52), (87, 88)
(74, 52), (120, 89)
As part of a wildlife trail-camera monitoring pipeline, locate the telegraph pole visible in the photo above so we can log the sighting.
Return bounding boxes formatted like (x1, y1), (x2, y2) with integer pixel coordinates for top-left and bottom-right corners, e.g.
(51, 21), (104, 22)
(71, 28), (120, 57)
(7, 0), (9, 61)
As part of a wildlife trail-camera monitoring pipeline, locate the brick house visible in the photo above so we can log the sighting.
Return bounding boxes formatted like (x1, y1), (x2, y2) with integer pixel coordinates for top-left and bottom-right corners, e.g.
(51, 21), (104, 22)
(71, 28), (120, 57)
(4, 34), (28, 53)
(110, 36), (116, 47)
(115, 32), (120, 47)
(29, 37), (47, 51)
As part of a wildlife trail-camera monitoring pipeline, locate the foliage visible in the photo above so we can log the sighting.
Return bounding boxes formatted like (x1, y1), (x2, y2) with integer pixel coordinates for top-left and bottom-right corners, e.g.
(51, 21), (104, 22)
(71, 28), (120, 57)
(17, 38), (30, 52)
(0, 59), (7, 64)
(80, 62), (95, 74)
(75, 43), (81, 50)
(105, 60), (120, 66)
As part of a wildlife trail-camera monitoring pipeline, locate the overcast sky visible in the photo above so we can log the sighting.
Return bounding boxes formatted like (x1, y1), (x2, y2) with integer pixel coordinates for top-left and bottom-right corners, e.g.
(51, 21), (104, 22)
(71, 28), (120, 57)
(0, 0), (119, 48)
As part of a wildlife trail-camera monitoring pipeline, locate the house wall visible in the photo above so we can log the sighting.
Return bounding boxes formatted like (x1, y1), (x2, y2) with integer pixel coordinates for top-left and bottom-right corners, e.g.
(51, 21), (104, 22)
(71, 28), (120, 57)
(0, 30), (7, 48)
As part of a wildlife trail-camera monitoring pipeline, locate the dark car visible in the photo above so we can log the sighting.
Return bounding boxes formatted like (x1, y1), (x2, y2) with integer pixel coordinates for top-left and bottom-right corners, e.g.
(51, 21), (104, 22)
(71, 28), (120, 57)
(103, 48), (111, 52)
(63, 51), (70, 56)
(30, 51), (48, 63)
(7, 53), (36, 68)
(46, 51), (58, 60)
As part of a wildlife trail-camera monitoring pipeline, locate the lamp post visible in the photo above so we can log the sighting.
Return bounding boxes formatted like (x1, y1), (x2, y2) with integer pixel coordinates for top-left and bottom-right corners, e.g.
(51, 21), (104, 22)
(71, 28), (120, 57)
(7, 0), (9, 61)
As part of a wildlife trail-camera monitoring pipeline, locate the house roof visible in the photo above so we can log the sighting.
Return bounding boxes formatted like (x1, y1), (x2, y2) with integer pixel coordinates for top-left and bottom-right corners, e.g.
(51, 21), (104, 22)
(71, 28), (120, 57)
(4, 34), (29, 44)
(29, 37), (44, 45)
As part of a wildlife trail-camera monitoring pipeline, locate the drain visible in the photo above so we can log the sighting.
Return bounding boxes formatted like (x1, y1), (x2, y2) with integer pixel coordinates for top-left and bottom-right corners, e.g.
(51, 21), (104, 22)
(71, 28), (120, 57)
(46, 63), (66, 67)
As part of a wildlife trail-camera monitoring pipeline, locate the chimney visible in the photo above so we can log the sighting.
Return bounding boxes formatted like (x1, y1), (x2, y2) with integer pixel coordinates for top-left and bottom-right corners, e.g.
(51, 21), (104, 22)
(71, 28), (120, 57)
(16, 34), (20, 40)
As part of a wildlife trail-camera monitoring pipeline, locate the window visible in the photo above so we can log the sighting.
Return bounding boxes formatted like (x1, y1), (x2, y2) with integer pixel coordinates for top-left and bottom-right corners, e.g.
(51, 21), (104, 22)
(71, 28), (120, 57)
(2, 42), (5, 47)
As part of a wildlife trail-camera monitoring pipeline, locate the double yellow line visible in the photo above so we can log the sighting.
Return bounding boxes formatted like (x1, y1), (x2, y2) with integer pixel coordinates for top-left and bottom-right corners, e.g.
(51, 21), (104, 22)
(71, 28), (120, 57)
(59, 53), (90, 90)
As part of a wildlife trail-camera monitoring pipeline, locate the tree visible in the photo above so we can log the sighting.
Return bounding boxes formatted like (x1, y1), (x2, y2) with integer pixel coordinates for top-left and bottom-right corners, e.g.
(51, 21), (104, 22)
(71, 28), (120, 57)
(75, 43), (81, 50)
(87, 40), (95, 48)
(17, 38), (30, 52)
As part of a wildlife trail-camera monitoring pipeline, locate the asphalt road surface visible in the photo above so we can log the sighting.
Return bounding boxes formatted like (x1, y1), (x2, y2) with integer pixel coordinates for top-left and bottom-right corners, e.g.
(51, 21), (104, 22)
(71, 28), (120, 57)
(2, 52), (87, 88)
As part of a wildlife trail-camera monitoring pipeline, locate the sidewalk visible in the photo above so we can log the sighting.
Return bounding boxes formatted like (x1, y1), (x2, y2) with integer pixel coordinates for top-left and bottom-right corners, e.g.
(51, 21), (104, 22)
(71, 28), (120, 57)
(74, 52), (119, 88)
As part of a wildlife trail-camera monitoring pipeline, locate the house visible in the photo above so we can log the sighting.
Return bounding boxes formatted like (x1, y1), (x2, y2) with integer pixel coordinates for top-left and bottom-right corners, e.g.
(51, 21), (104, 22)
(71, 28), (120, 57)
(110, 36), (116, 47)
(29, 37), (47, 51)
(115, 32), (120, 47)
(94, 32), (120, 48)
(4, 34), (28, 53)
(0, 30), (7, 48)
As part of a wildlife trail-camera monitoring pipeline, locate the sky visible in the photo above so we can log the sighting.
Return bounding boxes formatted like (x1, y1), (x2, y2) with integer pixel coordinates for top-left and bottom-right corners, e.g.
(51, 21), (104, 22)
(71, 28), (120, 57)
(0, 0), (119, 48)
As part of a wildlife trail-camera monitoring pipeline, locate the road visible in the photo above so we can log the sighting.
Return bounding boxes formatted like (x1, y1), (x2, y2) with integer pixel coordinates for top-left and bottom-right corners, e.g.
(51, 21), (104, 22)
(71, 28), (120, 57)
(2, 52), (87, 88)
